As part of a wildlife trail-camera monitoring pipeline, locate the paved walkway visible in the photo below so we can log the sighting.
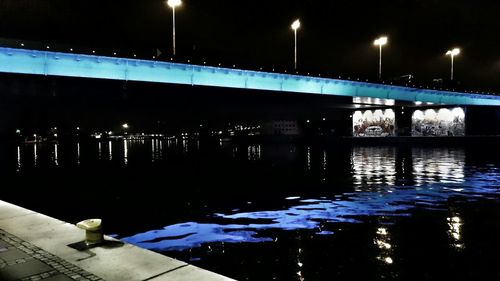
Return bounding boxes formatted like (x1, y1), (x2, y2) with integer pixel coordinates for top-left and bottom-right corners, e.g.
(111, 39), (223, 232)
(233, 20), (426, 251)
(0, 228), (103, 281)
(0, 200), (235, 281)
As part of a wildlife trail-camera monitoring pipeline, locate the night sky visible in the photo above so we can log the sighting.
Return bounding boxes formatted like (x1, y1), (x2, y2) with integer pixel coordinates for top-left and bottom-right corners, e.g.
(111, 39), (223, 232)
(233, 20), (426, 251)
(0, 0), (499, 91)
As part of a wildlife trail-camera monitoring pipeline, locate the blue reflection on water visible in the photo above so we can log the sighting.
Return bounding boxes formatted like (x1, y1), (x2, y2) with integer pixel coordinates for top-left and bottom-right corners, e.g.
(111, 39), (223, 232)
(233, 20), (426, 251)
(122, 168), (500, 251)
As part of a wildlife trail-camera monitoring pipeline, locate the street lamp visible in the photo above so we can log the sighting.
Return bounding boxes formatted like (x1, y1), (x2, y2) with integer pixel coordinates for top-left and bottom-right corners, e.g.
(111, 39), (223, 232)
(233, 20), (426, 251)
(374, 36), (388, 79)
(167, 0), (182, 57)
(291, 19), (301, 70)
(446, 48), (460, 81)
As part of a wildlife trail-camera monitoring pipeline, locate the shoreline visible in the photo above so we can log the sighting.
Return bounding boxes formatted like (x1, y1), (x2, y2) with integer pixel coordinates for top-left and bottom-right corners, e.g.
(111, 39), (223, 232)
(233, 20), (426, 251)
(0, 200), (236, 281)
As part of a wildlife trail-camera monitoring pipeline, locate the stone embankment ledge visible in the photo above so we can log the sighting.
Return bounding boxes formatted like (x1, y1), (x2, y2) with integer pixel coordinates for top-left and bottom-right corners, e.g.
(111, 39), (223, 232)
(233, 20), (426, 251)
(0, 200), (236, 281)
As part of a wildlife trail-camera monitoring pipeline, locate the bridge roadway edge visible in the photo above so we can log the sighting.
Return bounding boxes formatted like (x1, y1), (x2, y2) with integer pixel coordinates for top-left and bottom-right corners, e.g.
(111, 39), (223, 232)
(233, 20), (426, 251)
(0, 47), (499, 107)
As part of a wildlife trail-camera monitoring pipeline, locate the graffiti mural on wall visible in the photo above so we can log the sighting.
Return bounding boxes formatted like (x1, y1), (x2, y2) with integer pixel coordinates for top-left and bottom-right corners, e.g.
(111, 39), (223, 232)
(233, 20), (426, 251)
(411, 107), (465, 136)
(353, 109), (395, 137)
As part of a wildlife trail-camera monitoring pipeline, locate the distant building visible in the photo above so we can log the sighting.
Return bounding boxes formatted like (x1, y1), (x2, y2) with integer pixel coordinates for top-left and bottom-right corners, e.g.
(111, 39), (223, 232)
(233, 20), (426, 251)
(261, 120), (301, 136)
(390, 74), (414, 84)
(432, 78), (444, 87)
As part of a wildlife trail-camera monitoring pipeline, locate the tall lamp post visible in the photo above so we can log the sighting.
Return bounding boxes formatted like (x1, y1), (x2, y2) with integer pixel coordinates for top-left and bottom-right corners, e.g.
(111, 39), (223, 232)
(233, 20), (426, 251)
(167, 0), (182, 57)
(446, 48), (460, 81)
(291, 19), (301, 70)
(374, 36), (388, 79)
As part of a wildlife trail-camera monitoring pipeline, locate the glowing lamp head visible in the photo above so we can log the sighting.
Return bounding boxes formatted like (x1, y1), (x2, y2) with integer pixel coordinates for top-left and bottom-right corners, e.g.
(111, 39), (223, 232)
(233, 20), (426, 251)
(446, 48), (460, 56)
(374, 36), (388, 46)
(167, 0), (181, 8)
(122, 123), (129, 129)
(291, 19), (301, 31)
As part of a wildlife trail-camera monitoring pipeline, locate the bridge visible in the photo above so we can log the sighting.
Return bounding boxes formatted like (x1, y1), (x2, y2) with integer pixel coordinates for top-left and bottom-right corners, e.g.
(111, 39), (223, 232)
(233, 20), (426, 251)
(0, 47), (499, 106)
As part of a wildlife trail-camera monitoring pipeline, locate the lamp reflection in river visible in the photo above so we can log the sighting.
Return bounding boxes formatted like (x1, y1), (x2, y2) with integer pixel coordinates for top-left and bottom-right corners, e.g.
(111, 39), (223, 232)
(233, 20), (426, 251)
(412, 148), (465, 186)
(98, 142), (102, 160)
(77, 143), (81, 165)
(16, 146), (21, 172)
(108, 141), (113, 161)
(53, 143), (59, 166)
(375, 226), (393, 265)
(33, 143), (37, 167)
(296, 247), (305, 281)
(247, 145), (261, 161)
(351, 147), (396, 187)
(124, 139), (128, 166)
(447, 215), (464, 249)
(152, 139), (163, 162)
(151, 139), (155, 162)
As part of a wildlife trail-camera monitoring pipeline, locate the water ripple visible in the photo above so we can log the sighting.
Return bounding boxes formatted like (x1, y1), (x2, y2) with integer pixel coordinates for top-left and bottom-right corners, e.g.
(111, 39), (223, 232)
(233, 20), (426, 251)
(122, 168), (500, 251)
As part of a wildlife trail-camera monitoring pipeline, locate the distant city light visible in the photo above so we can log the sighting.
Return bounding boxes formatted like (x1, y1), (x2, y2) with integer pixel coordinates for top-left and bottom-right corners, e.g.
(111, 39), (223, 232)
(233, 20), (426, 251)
(16, 129), (21, 134)
(20, 43), (24, 47)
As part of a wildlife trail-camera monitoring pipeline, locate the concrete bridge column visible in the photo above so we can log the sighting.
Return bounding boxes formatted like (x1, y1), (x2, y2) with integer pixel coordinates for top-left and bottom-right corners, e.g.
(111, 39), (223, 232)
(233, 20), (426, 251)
(395, 106), (412, 136)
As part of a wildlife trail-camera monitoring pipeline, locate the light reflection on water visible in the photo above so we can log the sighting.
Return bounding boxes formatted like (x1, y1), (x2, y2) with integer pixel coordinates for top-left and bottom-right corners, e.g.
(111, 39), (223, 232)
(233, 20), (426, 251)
(16, 146), (21, 172)
(351, 147), (396, 186)
(122, 168), (500, 251)
(247, 145), (261, 161)
(108, 140), (112, 161)
(53, 143), (59, 166)
(76, 142), (80, 166)
(6, 139), (500, 281)
(98, 142), (102, 160)
(447, 214), (463, 249)
(151, 139), (163, 162)
(375, 226), (393, 264)
(124, 139), (128, 166)
(33, 143), (37, 166)
(413, 148), (465, 185)
(9, 140), (500, 266)
(116, 142), (498, 256)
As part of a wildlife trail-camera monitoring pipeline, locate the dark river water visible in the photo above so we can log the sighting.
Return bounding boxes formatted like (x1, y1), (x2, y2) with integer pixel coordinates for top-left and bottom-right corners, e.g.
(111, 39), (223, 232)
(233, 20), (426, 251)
(1, 138), (500, 281)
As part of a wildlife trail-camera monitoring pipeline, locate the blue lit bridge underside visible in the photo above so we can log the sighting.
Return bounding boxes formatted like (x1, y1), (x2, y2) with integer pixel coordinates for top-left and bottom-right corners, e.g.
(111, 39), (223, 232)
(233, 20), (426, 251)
(0, 47), (499, 106)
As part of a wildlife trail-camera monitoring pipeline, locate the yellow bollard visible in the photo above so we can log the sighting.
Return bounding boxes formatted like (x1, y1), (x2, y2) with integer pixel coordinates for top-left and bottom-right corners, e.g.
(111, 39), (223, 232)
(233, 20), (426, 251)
(76, 219), (104, 245)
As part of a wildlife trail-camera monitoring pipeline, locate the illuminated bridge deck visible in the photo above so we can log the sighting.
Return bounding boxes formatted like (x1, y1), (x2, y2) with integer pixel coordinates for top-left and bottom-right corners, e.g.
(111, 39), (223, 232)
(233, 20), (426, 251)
(0, 47), (499, 106)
